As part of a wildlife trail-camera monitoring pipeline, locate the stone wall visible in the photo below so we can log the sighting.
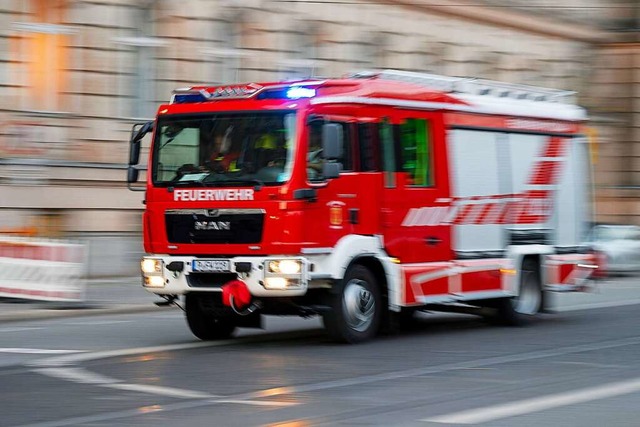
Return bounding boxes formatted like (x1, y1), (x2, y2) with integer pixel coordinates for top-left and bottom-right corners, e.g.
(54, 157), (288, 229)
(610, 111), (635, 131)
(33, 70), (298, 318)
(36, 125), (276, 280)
(0, 0), (637, 274)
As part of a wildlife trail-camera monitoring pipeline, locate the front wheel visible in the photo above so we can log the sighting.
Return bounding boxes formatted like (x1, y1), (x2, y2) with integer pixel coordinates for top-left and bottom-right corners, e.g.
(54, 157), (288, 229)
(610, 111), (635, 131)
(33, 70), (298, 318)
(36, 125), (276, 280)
(185, 294), (236, 340)
(323, 265), (382, 343)
(495, 258), (543, 326)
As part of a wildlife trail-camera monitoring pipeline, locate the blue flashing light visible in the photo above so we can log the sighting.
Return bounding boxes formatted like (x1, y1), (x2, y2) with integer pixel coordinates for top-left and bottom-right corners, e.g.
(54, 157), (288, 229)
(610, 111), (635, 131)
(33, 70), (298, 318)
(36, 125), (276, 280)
(286, 87), (316, 99)
(172, 93), (208, 104)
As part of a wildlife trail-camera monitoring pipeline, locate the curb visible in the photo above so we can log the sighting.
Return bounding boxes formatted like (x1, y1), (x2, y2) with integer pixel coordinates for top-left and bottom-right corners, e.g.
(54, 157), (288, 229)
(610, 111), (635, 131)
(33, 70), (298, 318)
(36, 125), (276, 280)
(0, 304), (172, 324)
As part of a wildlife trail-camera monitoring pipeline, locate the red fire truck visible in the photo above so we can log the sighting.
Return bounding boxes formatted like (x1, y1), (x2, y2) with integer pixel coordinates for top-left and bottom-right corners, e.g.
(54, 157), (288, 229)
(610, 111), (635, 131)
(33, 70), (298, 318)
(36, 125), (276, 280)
(127, 70), (598, 343)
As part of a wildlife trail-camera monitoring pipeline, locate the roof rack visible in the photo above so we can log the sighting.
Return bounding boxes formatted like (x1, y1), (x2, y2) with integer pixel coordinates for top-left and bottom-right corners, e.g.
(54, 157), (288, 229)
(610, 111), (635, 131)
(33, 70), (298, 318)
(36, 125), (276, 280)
(351, 69), (576, 104)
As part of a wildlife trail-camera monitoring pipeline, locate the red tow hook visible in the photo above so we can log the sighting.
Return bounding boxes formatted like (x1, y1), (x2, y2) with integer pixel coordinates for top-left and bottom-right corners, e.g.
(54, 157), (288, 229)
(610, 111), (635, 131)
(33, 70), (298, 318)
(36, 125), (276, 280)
(221, 280), (259, 315)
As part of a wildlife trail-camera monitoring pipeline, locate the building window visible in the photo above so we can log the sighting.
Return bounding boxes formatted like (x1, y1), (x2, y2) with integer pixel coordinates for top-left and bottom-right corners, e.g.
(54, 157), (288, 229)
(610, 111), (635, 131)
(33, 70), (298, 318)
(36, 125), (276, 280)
(281, 23), (320, 79)
(201, 14), (245, 85)
(426, 42), (449, 75)
(480, 52), (502, 80)
(12, 0), (75, 112)
(0, 31), (9, 92)
(218, 18), (242, 83)
(359, 33), (387, 70)
(113, 3), (166, 118)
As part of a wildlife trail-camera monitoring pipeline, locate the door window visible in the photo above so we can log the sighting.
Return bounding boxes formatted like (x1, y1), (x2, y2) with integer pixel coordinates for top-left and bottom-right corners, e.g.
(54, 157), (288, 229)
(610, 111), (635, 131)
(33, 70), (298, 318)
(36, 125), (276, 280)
(399, 118), (433, 187)
(307, 120), (353, 181)
(357, 122), (380, 172)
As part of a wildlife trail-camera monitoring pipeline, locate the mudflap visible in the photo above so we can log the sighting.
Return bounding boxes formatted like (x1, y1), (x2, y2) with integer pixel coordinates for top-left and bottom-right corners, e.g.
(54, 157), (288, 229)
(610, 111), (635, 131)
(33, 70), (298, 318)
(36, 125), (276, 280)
(235, 311), (263, 329)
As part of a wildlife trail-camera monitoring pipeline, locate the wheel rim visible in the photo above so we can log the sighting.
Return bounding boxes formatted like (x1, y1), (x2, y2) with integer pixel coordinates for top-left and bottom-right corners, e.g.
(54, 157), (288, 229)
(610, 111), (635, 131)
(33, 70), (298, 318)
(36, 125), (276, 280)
(342, 279), (375, 332)
(513, 270), (541, 315)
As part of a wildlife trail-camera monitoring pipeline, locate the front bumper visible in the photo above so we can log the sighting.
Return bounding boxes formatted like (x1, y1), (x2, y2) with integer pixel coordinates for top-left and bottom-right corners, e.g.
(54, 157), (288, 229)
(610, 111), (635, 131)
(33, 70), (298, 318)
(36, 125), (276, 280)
(141, 255), (310, 297)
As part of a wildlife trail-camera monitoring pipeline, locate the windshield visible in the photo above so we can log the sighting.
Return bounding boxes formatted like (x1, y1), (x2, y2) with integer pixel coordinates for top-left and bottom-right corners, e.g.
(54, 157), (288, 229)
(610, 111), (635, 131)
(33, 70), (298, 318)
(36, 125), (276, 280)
(152, 112), (296, 187)
(592, 226), (640, 242)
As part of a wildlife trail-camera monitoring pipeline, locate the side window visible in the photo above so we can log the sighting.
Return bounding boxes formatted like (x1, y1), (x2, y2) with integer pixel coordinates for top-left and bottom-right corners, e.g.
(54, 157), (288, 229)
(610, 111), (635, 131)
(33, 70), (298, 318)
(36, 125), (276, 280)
(380, 118), (396, 188)
(307, 121), (353, 181)
(358, 123), (380, 172)
(339, 123), (354, 172)
(400, 118), (433, 187)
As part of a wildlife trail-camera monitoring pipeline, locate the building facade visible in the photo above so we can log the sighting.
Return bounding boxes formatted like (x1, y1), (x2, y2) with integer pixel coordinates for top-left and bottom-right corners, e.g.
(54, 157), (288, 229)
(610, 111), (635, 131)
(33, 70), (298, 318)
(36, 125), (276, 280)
(0, 0), (637, 275)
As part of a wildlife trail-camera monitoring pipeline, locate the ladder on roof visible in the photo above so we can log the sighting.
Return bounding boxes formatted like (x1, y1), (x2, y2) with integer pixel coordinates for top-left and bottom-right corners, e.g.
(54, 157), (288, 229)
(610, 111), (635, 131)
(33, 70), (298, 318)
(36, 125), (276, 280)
(351, 69), (576, 104)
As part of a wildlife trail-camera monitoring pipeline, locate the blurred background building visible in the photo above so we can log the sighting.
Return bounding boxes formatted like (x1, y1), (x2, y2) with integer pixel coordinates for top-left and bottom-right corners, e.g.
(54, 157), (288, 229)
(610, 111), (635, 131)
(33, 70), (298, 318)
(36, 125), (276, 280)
(0, 0), (638, 276)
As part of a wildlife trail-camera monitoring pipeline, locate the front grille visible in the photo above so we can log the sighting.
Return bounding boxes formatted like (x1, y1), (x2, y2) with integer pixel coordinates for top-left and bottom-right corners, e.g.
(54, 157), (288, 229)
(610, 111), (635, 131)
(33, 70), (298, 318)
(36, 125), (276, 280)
(187, 273), (237, 288)
(165, 209), (264, 244)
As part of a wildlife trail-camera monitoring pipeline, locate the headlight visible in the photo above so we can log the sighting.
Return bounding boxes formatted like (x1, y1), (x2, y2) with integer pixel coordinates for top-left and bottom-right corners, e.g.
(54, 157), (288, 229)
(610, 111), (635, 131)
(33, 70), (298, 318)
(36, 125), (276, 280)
(263, 259), (304, 290)
(144, 275), (166, 288)
(268, 259), (302, 275)
(141, 258), (163, 275)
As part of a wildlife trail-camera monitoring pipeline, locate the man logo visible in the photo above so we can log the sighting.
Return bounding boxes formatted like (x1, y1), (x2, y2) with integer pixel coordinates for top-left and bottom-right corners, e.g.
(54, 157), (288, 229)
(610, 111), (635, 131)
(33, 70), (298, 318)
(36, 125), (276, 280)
(206, 209), (220, 217)
(194, 221), (231, 231)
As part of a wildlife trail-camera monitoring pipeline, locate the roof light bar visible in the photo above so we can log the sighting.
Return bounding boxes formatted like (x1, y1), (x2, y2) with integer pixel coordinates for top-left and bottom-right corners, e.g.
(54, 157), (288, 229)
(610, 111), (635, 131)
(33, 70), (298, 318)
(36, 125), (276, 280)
(170, 83), (263, 104)
(286, 87), (316, 99)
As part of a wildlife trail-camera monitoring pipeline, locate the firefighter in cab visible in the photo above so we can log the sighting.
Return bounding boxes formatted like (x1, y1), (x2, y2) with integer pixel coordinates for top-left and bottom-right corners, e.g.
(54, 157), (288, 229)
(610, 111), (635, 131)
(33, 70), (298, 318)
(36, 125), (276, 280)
(209, 126), (239, 172)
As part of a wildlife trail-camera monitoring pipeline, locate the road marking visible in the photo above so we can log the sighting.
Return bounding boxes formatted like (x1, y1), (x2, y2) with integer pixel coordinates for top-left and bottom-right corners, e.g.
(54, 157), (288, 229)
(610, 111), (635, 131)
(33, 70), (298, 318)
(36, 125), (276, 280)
(555, 298), (640, 312)
(553, 361), (624, 369)
(28, 334), (640, 401)
(15, 397), (295, 427)
(212, 399), (298, 407)
(27, 329), (324, 367)
(28, 340), (238, 367)
(423, 376), (640, 424)
(108, 383), (219, 399)
(34, 367), (120, 385)
(27, 330), (324, 403)
(35, 366), (221, 399)
(19, 332), (640, 427)
(0, 327), (44, 333)
(0, 348), (84, 355)
(60, 320), (133, 326)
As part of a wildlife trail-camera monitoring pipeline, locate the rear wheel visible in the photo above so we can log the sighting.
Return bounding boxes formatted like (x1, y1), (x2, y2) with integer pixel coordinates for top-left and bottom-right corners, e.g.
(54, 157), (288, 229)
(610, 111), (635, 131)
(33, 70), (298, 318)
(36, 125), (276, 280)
(185, 294), (236, 340)
(323, 265), (382, 343)
(495, 258), (543, 326)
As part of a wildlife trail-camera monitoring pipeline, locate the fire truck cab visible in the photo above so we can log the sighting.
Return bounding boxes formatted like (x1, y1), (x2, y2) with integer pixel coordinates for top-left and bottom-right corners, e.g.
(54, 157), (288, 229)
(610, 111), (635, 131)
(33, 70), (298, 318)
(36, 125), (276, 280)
(128, 70), (598, 343)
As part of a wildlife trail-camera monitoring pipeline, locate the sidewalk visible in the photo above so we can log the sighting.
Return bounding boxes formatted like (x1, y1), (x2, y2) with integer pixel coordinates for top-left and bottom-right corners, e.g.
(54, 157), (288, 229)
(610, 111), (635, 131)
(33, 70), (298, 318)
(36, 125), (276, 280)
(0, 277), (166, 323)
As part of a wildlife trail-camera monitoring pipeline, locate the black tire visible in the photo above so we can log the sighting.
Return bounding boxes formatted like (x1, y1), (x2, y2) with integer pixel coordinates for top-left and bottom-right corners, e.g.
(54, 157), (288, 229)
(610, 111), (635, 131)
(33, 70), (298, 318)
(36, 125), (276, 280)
(323, 265), (382, 343)
(185, 294), (236, 340)
(495, 258), (543, 326)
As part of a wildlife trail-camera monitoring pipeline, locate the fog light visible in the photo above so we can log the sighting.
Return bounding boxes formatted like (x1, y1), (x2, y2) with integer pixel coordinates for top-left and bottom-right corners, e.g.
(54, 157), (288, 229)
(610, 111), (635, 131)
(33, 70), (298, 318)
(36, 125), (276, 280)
(264, 277), (288, 290)
(145, 275), (166, 288)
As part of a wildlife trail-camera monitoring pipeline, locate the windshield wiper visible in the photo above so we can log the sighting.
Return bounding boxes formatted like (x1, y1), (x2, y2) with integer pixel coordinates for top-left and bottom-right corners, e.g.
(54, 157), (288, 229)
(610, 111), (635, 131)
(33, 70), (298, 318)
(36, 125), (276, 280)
(200, 178), (265, 190)
(168, 179), (207, 187)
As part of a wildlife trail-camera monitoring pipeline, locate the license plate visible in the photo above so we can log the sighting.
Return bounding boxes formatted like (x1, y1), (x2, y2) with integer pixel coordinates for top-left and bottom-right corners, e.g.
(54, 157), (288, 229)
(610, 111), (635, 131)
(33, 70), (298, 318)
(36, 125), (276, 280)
(192, 259), (231, 272)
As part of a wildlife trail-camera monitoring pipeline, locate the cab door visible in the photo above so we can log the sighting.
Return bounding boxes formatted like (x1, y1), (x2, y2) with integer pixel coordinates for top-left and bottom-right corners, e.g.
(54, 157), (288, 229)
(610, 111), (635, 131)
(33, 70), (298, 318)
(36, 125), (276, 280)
(378, 109), (452, 263)
(301, 111), (367, 248)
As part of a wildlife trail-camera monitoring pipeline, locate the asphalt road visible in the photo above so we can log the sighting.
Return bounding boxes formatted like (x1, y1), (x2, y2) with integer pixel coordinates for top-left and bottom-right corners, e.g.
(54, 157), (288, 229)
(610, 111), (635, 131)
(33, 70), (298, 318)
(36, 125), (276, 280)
(2, 278), (640, 427)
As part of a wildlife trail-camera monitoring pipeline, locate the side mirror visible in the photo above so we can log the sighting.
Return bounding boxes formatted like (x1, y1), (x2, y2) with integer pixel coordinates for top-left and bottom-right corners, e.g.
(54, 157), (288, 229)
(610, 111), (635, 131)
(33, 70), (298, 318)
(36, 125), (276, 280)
(129, 121), (153, 165)
(127, 165), (145, 192)
(127, 166), (139, 184)
(322, 162), (341, 179)
(322, 123), (343, 159)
